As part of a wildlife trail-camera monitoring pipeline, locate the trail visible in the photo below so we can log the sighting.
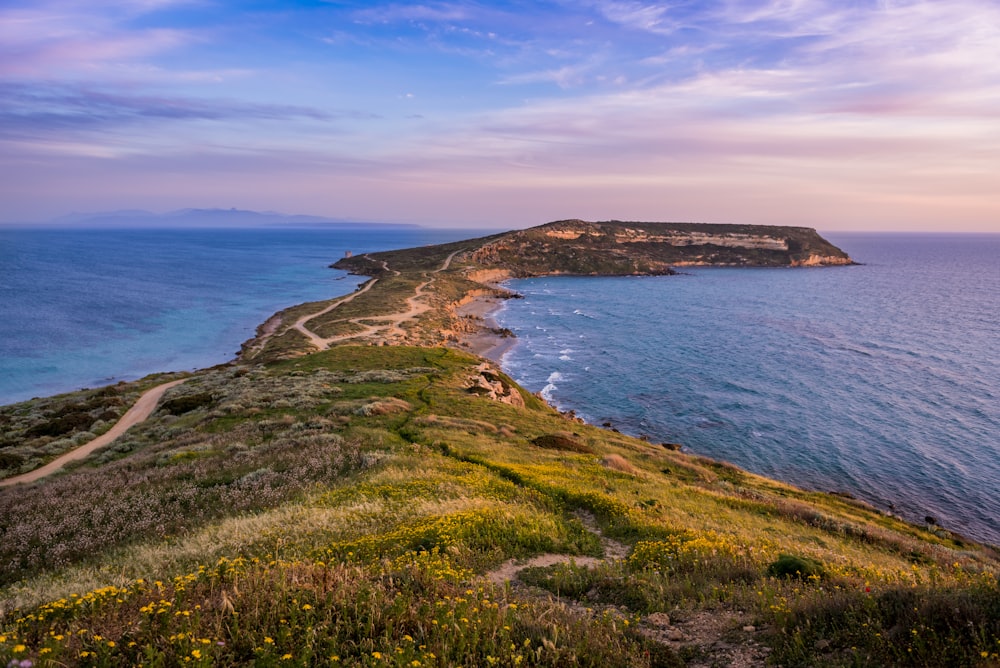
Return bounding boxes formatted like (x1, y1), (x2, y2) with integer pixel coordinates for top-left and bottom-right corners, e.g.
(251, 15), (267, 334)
(484, 510), (628, 586)
(483, 511), (769, 667)
(291, 277), (381, 350)
(295, 250), (460, 350)
(0, 378), (188, 487)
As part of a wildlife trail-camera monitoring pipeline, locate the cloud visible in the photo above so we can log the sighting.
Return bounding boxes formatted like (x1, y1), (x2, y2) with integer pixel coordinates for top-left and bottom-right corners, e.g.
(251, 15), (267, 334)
(0, 83), (361, 141)
(0, 1), (198, 79)
(3, 0), (999, 230)
(583, 0), (683, 35)
(499, 62), (600, 88)
(343, 0), (1000, 228)
(351, 2), (472, 24)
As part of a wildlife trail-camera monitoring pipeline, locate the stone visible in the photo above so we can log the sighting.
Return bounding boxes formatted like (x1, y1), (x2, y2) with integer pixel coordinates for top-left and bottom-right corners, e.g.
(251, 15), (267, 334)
(646, 612), (671, 626)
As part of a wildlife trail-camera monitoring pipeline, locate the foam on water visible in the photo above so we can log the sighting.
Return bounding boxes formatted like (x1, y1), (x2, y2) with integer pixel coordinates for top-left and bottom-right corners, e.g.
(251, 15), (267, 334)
(498, 234), (1000, 546)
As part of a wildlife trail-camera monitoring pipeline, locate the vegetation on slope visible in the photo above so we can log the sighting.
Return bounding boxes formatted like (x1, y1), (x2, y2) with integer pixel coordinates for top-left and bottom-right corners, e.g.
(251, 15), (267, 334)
(1, 346), (998, 666)
(2, 222), (996, 667)
(464, 220), (854, 275)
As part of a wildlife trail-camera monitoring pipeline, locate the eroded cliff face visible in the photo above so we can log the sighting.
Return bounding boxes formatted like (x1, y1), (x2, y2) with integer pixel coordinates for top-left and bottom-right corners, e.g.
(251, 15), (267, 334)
(470, 220), (853, 275)
(543, 226), (790, 251)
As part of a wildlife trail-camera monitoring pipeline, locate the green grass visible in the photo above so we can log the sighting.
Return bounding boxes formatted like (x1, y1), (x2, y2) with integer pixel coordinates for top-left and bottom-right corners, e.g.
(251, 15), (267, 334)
(2, 345), (997, 666)
(0, 219), (988, 666)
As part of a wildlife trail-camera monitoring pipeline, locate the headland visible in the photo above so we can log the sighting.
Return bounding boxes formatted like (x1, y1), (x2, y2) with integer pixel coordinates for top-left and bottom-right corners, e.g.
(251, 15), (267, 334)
(2, 221), (997, 667)
(238, 219), (855, 362)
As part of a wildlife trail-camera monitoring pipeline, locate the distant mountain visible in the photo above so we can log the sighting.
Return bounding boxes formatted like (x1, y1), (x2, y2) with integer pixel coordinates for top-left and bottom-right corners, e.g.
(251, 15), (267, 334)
(30, 208), (421, 230)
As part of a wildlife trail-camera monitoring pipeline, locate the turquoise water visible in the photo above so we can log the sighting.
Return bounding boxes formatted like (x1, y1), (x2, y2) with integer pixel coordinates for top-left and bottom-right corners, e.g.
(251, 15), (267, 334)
(3, 228), (997, 545)
(496, 234), (1000, 546)
(0, 226), (469, 405)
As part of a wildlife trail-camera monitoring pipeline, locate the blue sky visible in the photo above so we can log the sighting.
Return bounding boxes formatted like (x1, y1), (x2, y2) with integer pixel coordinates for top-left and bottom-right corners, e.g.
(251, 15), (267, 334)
(3, 0), (999, 230)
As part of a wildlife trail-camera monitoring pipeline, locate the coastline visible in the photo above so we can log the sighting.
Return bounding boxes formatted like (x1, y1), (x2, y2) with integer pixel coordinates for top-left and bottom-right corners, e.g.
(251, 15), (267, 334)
(453, 293), (518, 363)
(3, 234), (998, 666)
(6, 228), (994, 547)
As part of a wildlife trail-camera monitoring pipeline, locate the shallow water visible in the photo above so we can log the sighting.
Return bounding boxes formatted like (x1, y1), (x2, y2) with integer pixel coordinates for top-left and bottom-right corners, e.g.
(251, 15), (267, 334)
(0, 226), (469, 404)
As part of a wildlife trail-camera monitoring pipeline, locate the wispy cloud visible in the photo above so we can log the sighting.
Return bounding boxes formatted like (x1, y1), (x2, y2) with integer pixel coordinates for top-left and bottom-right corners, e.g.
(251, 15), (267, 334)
(0, 83), (359, 140)
(0, 1), (198, 79)
(583, 0), (683, 35)
(351, 2), (473, 24)
(2, 0), (999, 228)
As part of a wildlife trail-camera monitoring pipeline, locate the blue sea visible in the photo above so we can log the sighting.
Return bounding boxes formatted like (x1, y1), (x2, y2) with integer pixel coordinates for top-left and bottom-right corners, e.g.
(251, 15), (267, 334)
(0, 226), (469, 405)
(496, 234), (1000, 546)
(2, 229), (998, 546)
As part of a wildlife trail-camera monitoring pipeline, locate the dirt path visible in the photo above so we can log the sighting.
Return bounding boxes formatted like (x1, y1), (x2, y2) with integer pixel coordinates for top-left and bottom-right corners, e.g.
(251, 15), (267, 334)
(485, 510), (628, 586)
(294, 250), (460, 350)
(0, 378), (188, 488)
(292, 277), (381, 350)
(482, 510), (769, 666)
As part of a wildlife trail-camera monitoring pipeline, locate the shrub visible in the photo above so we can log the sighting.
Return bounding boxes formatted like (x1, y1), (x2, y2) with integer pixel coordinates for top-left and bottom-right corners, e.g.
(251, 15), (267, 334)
(0, 451), (23, 469)
(768, 553), (826, 580)
(23, 412), (92, 438)
(532, 433), (593, 454)
(601, 454), (640, 476)
(161, 392), (215, 415)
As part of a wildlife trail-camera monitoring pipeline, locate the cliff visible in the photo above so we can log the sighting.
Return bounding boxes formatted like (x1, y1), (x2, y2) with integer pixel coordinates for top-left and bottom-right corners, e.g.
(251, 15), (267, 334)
(334, 219), (854, 278)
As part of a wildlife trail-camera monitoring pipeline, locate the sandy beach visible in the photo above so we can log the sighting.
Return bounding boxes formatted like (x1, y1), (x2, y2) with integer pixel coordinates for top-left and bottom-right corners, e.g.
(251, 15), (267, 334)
(453, 293), (519, 363)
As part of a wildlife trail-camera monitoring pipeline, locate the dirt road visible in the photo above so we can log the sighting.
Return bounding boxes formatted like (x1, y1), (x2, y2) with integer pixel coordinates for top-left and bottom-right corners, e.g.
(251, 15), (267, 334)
(0, 378), (188, 487)
(295, 250), (460, 350)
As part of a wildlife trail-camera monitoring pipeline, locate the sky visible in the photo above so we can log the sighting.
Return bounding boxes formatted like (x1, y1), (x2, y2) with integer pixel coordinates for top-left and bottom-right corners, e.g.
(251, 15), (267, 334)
(2, 0), (1000, 231)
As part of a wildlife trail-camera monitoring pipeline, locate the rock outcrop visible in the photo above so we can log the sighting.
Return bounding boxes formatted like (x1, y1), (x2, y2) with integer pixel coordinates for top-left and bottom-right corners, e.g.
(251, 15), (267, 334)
(467, 362), (525, 407)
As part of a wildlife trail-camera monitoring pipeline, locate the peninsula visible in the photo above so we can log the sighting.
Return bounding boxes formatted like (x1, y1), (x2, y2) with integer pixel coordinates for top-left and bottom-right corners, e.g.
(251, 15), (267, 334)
(241, 220), (855, 361)
(2, 221), (997, 668)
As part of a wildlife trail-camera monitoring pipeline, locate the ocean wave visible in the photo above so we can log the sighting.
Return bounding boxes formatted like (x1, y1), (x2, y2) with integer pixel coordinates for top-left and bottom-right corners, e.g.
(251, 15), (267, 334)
(496, 237), (1000, 545)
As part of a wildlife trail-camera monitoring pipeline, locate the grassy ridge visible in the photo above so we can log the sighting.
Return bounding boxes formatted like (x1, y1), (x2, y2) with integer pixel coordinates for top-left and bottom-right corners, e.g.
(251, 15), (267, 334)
(1, 346), (998, 666)
(1, 224), (995, 666)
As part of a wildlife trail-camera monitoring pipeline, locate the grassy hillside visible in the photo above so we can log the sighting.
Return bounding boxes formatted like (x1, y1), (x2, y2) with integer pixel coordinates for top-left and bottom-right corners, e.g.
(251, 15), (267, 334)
(1, 223), (997, 667)
(2, 347), (998, 666)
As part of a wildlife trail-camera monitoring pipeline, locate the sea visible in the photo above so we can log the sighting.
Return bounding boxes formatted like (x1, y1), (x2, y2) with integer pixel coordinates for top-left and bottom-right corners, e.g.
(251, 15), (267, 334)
(1, 228), (997, 546)
(495, 234), (1000, 547)
(0, 226), (471, 405)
